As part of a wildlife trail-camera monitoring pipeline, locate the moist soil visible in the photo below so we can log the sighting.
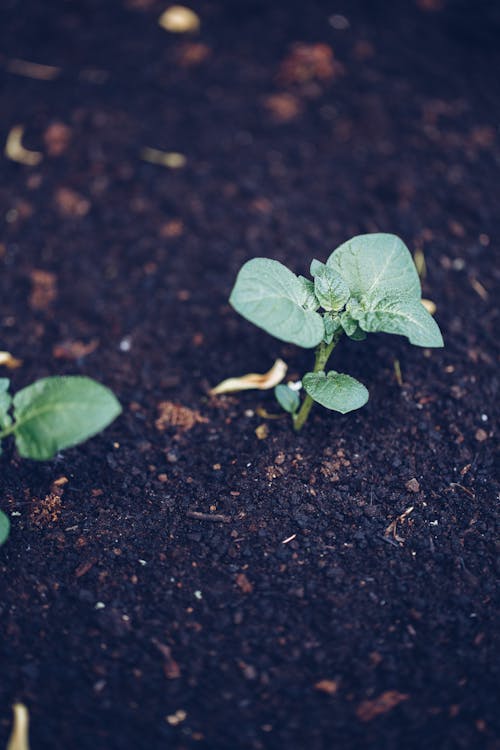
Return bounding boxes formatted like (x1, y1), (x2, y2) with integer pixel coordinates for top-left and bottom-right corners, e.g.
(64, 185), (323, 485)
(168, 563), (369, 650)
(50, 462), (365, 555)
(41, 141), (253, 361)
(0, 1), (499, 748)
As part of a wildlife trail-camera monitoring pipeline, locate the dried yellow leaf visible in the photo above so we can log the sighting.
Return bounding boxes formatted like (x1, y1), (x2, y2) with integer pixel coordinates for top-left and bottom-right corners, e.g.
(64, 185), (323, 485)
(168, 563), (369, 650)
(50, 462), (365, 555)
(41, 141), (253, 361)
(6, 58), (60, 81)
(210, 359), (287, 395)
(0, 351), (23, 369)
(421, 298), (436, 315)
(5, 125), (43, 167)
(7, 703), (30, 750)
(255, 423), (269, 440)
(413, 248), (426, 279)
(5, 126), (43, 166)
(158, 5), (200, 33)
(140, 147), (186, 168)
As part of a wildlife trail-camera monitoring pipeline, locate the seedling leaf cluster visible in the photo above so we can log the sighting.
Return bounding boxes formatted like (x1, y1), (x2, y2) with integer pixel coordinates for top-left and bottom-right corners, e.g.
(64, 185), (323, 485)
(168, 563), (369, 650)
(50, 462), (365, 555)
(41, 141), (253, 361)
(229, 233), (443, 430)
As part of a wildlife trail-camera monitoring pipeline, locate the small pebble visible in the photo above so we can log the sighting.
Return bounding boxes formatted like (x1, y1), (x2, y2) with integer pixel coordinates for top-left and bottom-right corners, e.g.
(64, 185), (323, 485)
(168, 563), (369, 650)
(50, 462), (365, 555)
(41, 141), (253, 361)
(405, 478), (420, 493)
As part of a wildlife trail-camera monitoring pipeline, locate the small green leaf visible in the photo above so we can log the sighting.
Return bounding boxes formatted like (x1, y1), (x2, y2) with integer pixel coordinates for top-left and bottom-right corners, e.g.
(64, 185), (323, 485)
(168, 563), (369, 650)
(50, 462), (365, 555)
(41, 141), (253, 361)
(297, 276), (320, 311)
(310, 259), (324, 276)
(0, 510), (10, 546)
(303, 371), (369, 413)
(313, 264), (350, 312)
(356, 298), (444, 347)
(12, 376), (122, 460)
(275, 384), (300, 414)
(229, 258), (324, 348)
(327, 234), (422, 303)
(340, 311), (366, 341)
(348, 326), (367, 341)
(323, 313), (342, 344)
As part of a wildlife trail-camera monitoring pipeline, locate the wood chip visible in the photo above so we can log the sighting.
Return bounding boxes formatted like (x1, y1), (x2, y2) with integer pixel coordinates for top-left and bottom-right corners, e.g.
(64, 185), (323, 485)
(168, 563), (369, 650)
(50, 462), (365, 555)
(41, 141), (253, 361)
(0, 351), (23, 369)
(29, 269), (57, 311)
(74, 558), (97, 578)
(356, 691), (409, 722)
(278, 43), (344, 85)
(314, 679), (339, 695)
(43, 122), (72, 157)
(186, 511), (230, 523)
(6, 58), (60, 80)
(52, 339), (99, 360)
(54, 187), (90, 217)
(469, 277), (489, 301)
(235, 573), (253, 594)
(176, 42), (210, 67)
(152, 638), (181, 679)
(263, 93), (302, 123)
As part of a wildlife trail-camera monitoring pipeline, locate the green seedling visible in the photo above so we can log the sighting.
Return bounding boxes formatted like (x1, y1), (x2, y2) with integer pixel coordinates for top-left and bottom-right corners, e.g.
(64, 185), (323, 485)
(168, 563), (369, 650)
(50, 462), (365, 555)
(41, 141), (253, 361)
(0, 375), (121, 546)
(229, 233), (443, 431)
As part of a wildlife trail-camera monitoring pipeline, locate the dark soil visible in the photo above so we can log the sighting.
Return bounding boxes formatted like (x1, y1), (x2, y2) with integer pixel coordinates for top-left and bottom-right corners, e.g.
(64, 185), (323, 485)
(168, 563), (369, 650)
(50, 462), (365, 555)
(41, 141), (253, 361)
(0, 1), (499, 748)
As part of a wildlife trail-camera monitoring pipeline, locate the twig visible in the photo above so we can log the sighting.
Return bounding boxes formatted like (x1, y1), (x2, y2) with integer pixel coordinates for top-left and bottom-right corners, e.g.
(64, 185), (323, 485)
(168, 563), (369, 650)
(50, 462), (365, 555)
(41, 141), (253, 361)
(186, 510), (230, 523)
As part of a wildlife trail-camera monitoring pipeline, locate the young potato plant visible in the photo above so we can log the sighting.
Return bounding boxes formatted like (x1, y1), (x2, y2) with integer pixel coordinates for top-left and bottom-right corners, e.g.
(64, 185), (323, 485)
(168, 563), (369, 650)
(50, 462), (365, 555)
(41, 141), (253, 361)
(0, 375), (121, 546)
(229, 233), (443, 431)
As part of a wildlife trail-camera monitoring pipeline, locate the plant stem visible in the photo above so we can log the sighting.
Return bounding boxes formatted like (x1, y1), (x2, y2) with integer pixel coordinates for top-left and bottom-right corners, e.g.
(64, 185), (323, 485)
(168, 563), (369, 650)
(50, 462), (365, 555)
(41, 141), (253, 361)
(292, 333), (342, 432)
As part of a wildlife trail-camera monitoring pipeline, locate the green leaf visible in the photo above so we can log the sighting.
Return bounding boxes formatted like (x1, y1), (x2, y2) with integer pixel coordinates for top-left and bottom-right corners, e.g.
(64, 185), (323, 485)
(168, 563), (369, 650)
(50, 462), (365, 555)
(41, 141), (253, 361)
(327, 234), (421, 303)
(323, 313), (342, 344)
(0, 510), (10, 546)
(303, 370), (369, 414)
(0, 379), (12, 430)
(340, 311), (366, 341)
(356, 298), (444, 347)
(275, 384), (300, 414)
(12, 376), (122, 460)
(310, 259), (324, 276)
(229, 258), (324, 348)
(312, 263), (350, 312)
(297, 276), (320, 311)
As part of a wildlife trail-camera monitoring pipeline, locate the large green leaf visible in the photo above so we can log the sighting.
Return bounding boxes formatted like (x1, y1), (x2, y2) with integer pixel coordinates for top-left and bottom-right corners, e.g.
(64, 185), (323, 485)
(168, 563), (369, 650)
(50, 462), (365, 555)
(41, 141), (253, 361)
(12, 376), (122, 460)
(230, 258), (324, 348)
(303, 371), (369, 413)
(311, 261), (350, 312)
(354, 298), (444, 347)
(0, 509), (10, 546)
(327, 234), (421, 303)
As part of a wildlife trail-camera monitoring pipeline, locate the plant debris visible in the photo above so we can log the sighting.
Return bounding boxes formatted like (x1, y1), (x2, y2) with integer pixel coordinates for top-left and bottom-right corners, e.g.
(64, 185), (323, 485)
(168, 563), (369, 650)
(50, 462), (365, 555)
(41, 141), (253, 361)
(6, 58), (60, 80)
(210, 359), (287, 395)
(140, 147), (187, 168)
(0, 352), (23, 370)
(29, 269), (57, 311)
(5, 126), (43, 166)
(7, 703), (30, 750)
(155, 401), (208, 433)
(158, 5), (200, 33)
(356, 691), (409, 722)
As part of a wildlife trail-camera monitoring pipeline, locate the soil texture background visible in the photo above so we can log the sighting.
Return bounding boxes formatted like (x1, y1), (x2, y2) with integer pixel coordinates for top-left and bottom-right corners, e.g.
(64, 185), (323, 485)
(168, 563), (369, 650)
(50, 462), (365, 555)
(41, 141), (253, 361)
(0, 1), (499, 748)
